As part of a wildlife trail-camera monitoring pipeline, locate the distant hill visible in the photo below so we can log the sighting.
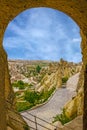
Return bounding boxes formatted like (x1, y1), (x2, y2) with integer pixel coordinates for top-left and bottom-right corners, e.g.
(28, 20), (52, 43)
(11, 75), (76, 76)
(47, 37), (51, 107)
(8, 59), (83, 118)
(8, 59), (82, 92)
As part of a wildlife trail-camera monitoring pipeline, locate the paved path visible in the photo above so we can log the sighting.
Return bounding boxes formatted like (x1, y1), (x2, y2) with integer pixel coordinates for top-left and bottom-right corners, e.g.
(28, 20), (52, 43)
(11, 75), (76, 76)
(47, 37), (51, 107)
(21, 88), (75, 130)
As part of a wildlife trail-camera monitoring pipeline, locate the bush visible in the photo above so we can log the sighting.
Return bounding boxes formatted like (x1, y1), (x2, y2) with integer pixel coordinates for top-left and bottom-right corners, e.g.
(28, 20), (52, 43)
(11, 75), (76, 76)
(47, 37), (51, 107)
(39, 87), (55, 102)
(16, 87), (56, 111)
(62, 77), (68, 84)
(12, 80), (29, 89)
(28, 83), (33, 87)
(24, 91), (39, 105)
(53, 109), (75, 125)
(16, 102), (31, 112)
(36, 65), (41, 73)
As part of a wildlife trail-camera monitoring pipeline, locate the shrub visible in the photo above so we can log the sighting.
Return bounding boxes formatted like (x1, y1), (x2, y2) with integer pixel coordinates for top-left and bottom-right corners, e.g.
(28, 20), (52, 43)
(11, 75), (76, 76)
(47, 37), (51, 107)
(16, 102), (30, 112)
(62, 77), (68, 84)
(24, 91), (39, 105)
(39, 87), (55, 102)
(16, 87), (56, 111)
(53, 109), (73, 125)
(28, 83), (33, 87)
(17, 80), (25, 89)
(12, 80), (29, 89)
(36, 65), (41, 73)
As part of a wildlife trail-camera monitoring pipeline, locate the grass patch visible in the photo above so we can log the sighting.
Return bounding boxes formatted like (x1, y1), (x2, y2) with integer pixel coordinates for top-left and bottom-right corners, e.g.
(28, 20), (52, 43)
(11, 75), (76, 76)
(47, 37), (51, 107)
(12, 80), (32, 90)
(16, 101), (31, 112)
(16, 87), (56, 112)
(53, 109), (76, 125)
(40, 87), (55, 102)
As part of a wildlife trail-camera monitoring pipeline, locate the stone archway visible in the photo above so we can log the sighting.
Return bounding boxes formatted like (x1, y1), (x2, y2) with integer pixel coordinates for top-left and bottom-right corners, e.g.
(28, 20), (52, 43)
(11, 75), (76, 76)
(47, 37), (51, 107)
(0, 0), (87, 130)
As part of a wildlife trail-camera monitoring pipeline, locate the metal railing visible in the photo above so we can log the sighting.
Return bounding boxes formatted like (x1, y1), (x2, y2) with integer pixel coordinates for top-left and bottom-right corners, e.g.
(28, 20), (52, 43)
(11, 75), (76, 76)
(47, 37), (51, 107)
(6, 100), (58, 130)
(21, 111), (58, 130)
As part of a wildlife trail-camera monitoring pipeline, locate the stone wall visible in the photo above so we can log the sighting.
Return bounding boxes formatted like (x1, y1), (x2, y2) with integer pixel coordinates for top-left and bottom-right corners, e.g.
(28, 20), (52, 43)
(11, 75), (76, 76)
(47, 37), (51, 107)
(0, 0), (87, 129)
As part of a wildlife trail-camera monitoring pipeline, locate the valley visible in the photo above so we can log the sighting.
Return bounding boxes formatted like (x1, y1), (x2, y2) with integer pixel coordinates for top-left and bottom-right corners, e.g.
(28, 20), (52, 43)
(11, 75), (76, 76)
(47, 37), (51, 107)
(8, 59), (82, 112)
(7, 59), (83, 130)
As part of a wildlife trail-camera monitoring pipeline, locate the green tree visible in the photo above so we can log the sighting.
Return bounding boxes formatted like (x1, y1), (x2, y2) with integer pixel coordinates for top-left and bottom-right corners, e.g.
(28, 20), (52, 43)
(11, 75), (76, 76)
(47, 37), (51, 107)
(36, 65), (41, 73)
(12, 80), (26, 89)
(24, 91), (39, 105)
(17, 80), (24, 85)
(62, 77), (68, 84)
(17, 80), (25, 89)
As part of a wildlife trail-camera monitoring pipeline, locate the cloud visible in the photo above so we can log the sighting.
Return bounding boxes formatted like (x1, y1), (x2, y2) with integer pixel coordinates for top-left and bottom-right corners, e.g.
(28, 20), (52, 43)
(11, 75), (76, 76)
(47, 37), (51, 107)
(3, 7), (82, 63)
(72, 38), (81, 42)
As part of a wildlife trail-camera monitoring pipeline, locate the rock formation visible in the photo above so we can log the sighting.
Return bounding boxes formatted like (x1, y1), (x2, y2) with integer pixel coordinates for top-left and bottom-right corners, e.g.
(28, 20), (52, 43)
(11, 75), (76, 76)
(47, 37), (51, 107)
(35, 60), (81, 92)
(8, 59), (81, 93)
(64, 69), (83, 118)
(58, 116), (83, 130)
(58, 68), (84, 130)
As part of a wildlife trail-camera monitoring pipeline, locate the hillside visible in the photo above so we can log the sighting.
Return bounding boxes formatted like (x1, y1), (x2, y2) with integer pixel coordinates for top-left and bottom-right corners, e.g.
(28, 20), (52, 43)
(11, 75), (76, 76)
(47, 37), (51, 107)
(7, 59), (82, 112)
(8, 59), (82, 91)
(7, 59), (83, 129)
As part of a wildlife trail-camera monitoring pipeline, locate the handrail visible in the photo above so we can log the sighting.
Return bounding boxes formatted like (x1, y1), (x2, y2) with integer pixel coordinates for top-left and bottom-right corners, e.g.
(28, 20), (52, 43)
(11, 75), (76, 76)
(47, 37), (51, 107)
(6, 99), (58, 130)
(7, 109), (52, 130)
(25, 111), (57, 128)
(9, 116), (36, 130)
(22, 114), (52, 130)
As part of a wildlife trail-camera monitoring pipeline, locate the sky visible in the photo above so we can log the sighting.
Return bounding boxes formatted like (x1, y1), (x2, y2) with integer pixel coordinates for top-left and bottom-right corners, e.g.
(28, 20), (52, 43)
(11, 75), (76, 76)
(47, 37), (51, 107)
(3, 7), (82, 63)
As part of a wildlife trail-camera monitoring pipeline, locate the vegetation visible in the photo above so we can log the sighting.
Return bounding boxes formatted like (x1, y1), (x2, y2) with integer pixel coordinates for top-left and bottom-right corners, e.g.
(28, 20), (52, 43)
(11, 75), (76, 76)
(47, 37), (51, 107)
(62, 77), (68, 84)
(16, 87), (55, 112)
(16, 102), (31, 112)
(53, 109), (76, 125)
(36, 65), (41, 73)
(12, 80), (31, 89)
(24, 91), (39, 105)
(23, 125), (29, 130)
(39, 87), (55, 102)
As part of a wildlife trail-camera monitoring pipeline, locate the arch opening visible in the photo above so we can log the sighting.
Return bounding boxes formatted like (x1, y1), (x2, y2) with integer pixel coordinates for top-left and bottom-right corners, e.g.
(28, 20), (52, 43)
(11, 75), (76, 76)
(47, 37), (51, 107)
(3, 7), (83, 130)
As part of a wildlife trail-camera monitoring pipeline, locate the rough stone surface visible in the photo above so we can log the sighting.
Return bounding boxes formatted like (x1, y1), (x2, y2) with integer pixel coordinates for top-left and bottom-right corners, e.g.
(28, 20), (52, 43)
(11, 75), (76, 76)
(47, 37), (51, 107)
(36, 61), (81, 92)
(0, 0), (87, 129)
(7, 127), (13, 130)
(57, 116), (83, 130)
(0, 47), (7, 130)
(64, 72), (83, 118)
(64, 93), (83, 118)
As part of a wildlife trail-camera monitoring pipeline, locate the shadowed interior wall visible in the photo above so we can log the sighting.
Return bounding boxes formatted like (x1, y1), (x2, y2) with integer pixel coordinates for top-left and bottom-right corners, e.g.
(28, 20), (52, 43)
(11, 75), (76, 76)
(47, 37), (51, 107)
(0, 0), (87, 130)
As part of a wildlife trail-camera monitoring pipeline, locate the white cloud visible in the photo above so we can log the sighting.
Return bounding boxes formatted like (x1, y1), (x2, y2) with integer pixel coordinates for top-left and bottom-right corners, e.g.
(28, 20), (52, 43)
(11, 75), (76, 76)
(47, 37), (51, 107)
(3, 7), (82, 63)
(72, 38), (81, 43)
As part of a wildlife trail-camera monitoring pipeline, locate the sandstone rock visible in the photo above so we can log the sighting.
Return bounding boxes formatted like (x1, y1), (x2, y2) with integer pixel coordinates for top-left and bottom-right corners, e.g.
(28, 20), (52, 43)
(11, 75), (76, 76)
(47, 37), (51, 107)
(7, 127), (13, 130)
(63, 66), (84, 118)
(57, 116), (83, 130)
(36, 60), (81, 92)
(53, 121), (63, 129)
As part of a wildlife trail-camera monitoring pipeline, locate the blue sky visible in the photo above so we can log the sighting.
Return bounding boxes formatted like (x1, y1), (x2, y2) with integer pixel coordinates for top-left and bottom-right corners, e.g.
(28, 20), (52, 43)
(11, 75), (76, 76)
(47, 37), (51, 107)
(3, 7), (82, 63)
